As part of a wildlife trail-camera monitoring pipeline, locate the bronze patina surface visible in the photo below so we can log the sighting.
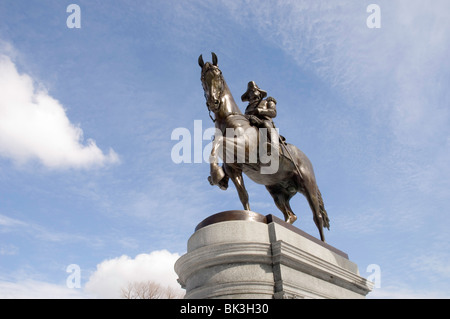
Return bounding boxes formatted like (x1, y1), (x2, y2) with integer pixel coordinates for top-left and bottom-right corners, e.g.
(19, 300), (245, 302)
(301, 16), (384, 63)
(199, 53), (330, 242)
(195, 210), (267, 232)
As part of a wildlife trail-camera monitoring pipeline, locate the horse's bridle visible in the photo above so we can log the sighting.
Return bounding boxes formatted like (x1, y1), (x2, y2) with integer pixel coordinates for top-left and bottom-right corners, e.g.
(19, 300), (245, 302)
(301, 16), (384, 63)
(201, 64), (224, 123)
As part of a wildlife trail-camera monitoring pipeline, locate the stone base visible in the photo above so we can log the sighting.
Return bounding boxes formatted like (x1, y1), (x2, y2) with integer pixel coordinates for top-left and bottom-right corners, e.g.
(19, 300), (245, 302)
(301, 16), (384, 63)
(174, 211), (373, 299)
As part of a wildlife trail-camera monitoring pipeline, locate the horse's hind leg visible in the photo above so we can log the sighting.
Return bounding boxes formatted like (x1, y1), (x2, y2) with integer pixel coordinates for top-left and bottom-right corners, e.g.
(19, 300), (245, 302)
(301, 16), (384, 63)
(224, 164), (250, 211)
(266, 185), (297, 224)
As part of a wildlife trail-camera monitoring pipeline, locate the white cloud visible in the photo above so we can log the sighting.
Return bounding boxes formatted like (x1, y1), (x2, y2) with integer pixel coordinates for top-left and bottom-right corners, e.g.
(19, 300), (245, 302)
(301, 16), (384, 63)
(84, 250), (183, 299)
(221, 0), (450, 225)
(0, 244), (18, 256)
(222, 0), (450, 146)
(0, 53), (119, 169)
(1, 250), (183, 299)
(0, 214), (27, 228)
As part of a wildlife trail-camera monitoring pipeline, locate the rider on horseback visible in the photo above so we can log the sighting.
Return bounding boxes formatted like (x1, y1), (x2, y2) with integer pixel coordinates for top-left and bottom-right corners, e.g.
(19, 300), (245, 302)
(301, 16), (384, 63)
(241, 81), (287, 156)
(241, 81), (277, 131)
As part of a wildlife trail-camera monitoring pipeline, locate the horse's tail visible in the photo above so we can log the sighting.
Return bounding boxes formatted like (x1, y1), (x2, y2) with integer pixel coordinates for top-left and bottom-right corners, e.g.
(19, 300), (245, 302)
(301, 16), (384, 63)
(318, 188), (330, 230)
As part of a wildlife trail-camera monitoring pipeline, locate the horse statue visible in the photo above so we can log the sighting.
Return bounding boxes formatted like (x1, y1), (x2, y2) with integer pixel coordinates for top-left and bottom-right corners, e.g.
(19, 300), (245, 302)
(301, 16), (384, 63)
(199, 52), (330, 242)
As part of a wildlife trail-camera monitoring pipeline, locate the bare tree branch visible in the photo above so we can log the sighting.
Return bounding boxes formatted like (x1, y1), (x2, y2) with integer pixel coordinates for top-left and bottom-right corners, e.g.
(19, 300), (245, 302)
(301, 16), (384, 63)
(120, 280), (184, 299)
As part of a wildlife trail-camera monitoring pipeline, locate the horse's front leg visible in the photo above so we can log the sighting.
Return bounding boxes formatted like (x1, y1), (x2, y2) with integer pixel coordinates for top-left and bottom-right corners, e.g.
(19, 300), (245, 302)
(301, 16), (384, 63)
(224, 164), (250, 211)
(208, 135), (226, 185)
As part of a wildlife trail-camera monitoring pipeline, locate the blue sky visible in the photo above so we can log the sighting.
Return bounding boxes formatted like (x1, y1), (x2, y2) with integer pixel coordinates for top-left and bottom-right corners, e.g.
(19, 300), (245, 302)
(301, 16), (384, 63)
(0, 0), (449, 298)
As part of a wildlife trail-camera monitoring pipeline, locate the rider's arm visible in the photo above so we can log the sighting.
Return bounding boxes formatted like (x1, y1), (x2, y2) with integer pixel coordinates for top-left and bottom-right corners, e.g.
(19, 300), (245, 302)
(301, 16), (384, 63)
(256, 97), (277, 118)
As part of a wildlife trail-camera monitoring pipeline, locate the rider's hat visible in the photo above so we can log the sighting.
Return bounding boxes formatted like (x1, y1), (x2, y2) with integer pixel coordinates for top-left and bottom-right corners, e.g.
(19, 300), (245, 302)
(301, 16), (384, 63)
(241, 81), (267, 102)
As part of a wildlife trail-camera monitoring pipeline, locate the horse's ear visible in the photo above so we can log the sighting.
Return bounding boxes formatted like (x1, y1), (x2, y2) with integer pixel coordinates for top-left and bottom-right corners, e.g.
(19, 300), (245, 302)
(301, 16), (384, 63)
(211, 52), (218, 66)
(198, 55), (205, 68)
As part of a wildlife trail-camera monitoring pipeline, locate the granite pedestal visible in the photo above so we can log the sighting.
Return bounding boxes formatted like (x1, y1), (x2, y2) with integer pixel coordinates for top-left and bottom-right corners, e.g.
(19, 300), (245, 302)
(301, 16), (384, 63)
(174, 211), (373, 299)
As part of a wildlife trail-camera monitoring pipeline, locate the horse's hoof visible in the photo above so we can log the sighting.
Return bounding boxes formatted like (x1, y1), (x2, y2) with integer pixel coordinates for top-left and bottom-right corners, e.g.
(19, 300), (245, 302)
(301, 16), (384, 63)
(208, 174), (228, 190)
(210, 167), (225, 185)
(286, 214), (297, 224)
(218, 176), (229, 190)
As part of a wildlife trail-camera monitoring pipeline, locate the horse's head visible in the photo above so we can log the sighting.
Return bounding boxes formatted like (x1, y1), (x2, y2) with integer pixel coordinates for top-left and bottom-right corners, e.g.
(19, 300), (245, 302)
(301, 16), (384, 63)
(199, 52), (224, 113)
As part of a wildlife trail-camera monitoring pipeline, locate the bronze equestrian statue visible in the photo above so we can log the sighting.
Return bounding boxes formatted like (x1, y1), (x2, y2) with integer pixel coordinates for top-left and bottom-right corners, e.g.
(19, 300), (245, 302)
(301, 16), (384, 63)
(199, 52), (330, 242)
